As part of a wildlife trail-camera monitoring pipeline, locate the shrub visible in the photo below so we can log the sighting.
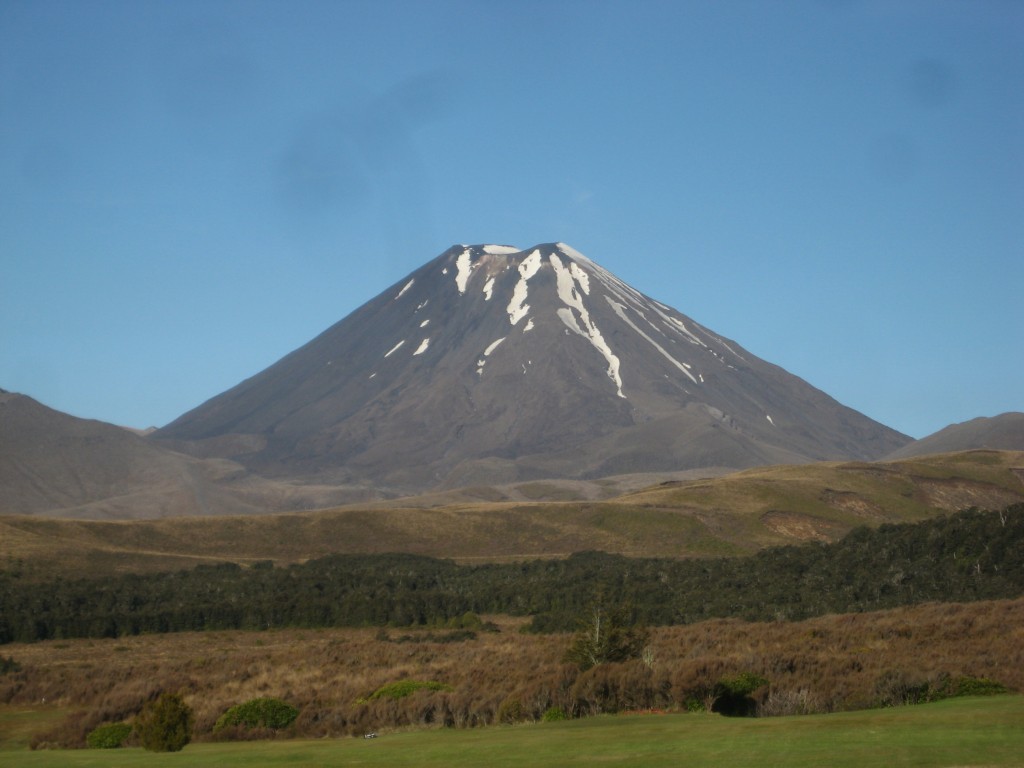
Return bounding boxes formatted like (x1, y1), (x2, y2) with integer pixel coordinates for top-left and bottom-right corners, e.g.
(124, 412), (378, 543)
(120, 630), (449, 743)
(542, 706), (567, 722)
(358, 679), (453, 703)
(874, 672), (1009, 707)
(134, 692), (193, 752)
(214, 697), (299, 733)
(0, 656), (20, 674)
(713, 672), (769, 717)
(86, 722), (132, 749)
(948, 676), (1008, 697)
(875, 671), (933, 707)
(496, 696), (524, 724)
(757, 688), (822, 717)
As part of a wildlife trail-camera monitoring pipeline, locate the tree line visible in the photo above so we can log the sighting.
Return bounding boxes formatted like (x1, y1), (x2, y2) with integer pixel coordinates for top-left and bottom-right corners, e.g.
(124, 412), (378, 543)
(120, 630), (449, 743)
(1, 504), (1021, 644)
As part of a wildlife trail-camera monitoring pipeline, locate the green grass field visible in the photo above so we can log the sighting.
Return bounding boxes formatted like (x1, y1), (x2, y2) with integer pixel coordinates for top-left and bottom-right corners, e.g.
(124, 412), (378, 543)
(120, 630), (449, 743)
(3, 696), (1022, 767)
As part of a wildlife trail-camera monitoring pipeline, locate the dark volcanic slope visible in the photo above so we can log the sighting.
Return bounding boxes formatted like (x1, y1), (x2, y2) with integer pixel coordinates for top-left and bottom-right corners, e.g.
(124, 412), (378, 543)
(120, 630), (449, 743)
(156, 243), (910, 490)
(887, 413), (1024, 459)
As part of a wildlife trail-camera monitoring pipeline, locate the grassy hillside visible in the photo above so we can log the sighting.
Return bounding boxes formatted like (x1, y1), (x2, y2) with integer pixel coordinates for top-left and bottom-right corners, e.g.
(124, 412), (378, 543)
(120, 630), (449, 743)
(1, 450), (1021, 579)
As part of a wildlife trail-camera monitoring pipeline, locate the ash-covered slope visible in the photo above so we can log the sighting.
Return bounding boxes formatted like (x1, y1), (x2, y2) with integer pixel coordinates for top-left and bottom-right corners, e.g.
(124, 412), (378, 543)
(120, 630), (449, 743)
(156, 243), (910, 490)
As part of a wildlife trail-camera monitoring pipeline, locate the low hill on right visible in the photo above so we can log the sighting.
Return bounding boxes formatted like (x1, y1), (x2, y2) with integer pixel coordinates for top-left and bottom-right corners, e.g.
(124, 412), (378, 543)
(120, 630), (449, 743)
(887, 413), (1024, 459)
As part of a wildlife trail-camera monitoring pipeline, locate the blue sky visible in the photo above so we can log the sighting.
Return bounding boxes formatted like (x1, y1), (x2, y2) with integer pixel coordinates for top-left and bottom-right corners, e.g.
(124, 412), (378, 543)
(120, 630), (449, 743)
(1, 0), (1021, 439)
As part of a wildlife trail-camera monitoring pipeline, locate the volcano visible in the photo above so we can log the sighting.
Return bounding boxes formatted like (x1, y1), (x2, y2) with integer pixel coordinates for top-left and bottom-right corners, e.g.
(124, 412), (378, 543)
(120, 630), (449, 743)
(155, 243), (910, 492)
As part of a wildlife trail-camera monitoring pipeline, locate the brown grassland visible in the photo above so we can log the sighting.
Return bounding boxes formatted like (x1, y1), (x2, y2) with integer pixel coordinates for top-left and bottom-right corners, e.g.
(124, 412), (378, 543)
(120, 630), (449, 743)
(2, 598), (1021, 749)
(2, 450), (1022, 580)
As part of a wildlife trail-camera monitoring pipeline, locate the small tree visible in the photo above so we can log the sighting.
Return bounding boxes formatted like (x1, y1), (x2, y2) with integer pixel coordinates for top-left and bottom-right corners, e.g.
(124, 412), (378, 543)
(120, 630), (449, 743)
(134, 692), (193, 752)
(563, 604), (648, 672)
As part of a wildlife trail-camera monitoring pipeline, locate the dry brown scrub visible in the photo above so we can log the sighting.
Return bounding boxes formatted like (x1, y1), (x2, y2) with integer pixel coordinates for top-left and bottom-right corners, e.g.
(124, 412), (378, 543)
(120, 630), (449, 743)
(2, 599), (1021, 748)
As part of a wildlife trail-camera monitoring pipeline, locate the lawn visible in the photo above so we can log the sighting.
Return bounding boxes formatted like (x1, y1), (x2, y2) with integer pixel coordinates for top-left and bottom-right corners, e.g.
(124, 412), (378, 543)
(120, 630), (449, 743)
(2, 696), (1022, 767)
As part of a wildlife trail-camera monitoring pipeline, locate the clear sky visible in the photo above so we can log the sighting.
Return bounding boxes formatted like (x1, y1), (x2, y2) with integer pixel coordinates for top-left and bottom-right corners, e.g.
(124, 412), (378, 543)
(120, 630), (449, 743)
(1, 0), (1021, 439)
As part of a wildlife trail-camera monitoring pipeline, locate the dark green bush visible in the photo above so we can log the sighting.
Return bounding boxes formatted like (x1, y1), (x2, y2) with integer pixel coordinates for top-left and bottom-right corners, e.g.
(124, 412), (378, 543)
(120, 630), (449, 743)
(213, 697), (299, 732)
(134, 692), (193, 752)
(86, 722), (132, 749)
(0, 655), (20, 674)
(713, 672), (770, 716)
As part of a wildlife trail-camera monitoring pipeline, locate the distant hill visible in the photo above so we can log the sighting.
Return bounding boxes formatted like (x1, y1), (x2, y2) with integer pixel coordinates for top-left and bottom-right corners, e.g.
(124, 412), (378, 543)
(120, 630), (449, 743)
(0, 392), (365, 519)
(887, 413), (1024, 459)
(154, 243), (910, 492)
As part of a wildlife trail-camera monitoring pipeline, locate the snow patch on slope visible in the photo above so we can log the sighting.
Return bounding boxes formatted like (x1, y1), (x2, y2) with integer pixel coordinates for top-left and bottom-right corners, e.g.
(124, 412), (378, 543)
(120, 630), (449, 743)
(476, 336), (507, 376)
(506, 249), (542, 326)
(455, 249), (473, 294)
(385, 340), (405, 358)
(569, 262), (590, 294)
(395, 279), (414, 299)
(607, 299), (698, 384)
(562, 244), (720, 373)
(550, 253), (624, 398)
(413, 338), (430, 356)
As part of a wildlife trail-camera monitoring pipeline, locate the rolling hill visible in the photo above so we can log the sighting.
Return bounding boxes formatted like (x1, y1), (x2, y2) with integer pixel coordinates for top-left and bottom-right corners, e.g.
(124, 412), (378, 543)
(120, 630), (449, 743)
(2, 449), (1020, 580)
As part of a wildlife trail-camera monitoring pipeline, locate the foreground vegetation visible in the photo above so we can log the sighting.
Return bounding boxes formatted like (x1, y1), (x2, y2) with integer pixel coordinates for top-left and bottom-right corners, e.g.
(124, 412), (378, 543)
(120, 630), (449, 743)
(1, 598), (1020, 748)
(2, 696), (1023, 767)
(1, 454), (1019, 760)
(2, 505), (1020, 643)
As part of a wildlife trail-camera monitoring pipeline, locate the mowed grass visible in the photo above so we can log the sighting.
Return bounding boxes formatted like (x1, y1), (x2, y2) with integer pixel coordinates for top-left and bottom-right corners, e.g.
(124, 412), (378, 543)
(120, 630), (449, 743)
(3, 696), (1022, 768)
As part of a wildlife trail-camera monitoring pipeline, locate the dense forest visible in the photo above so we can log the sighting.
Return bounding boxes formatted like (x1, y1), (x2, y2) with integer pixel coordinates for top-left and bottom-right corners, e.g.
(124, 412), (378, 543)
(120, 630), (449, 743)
(1, 504), (1021, 644)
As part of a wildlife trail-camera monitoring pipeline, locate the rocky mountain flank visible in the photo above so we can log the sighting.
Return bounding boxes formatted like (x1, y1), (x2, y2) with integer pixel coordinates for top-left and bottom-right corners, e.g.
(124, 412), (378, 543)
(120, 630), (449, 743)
(155, 243), (910, 492)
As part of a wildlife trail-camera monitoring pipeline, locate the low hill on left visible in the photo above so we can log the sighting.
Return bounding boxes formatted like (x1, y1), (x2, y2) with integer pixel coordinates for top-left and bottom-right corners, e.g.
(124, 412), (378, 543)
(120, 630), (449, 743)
(0, 391), (359, 519)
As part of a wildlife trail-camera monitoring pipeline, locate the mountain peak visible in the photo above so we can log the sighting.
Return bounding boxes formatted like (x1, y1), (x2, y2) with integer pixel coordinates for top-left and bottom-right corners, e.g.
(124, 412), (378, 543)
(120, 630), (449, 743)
(156, 242), (910, 491)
